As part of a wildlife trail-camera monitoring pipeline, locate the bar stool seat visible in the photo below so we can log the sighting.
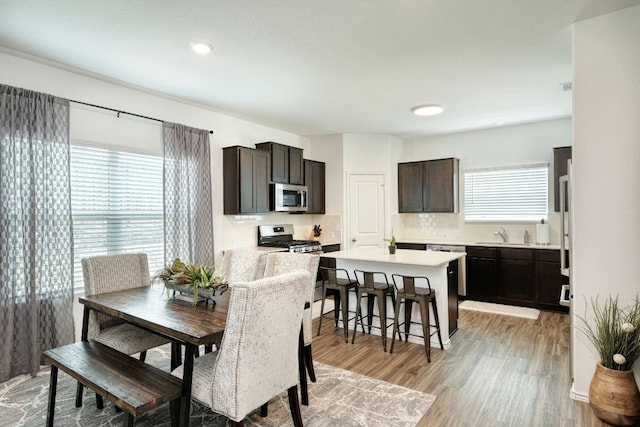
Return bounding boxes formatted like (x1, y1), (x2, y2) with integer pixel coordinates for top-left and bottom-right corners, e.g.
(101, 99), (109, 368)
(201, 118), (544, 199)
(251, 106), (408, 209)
(316, 267), (364, 342)
(390, 273), (443, 362)
(351, 270), (401, 352)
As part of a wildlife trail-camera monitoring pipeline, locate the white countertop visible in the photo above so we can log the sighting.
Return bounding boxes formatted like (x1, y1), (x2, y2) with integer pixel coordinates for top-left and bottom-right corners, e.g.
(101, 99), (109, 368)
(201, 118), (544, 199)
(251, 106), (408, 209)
(321, 247), (465, 267)
(397, 238), (560, 250)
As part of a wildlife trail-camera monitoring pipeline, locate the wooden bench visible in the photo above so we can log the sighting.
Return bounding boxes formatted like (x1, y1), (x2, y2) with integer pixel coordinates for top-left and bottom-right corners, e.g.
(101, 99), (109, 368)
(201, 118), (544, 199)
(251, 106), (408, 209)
(43, 340), (182, 427)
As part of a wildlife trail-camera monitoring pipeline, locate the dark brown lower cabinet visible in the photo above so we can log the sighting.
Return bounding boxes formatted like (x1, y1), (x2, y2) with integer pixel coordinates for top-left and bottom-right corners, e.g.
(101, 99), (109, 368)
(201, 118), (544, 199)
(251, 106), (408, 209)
(466, 247), (498, 300)
(465, 246), (567, 312)
(447, 259), (459, 336)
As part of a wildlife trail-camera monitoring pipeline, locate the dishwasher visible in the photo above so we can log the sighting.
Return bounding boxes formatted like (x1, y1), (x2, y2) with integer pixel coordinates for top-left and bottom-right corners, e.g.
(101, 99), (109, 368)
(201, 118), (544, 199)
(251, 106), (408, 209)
(426, 244), (467, 296)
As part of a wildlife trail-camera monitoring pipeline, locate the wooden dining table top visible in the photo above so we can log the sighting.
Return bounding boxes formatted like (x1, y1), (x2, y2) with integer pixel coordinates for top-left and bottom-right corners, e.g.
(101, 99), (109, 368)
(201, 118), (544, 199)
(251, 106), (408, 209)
(79, 284), (230, 346)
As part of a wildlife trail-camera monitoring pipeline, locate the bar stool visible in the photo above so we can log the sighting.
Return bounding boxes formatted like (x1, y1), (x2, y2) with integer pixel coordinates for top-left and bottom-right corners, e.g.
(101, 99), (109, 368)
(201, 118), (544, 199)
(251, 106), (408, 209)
(316, 267), (364, 342)
(351, 270), (400, 352)
(390, 273), (443, 362)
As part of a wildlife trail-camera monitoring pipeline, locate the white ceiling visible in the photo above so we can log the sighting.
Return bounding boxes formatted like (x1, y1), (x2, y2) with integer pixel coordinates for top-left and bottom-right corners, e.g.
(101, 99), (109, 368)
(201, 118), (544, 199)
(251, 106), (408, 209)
(2, 0), (640, 139)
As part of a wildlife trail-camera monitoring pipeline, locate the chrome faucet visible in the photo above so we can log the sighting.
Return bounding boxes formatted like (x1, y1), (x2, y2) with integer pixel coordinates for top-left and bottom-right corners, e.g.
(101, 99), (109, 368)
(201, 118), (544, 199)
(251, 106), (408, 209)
(494, 227), (509, 243)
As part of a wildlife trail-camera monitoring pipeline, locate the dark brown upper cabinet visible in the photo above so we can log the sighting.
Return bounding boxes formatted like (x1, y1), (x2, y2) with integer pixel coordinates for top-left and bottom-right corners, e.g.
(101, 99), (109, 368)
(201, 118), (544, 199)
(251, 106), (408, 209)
(223, 146), (270, 215)
(255, 142), (304, 185)
(304, 159), (325, 214)
(553, 146), (572, 212)
(398, 157), (459, 213)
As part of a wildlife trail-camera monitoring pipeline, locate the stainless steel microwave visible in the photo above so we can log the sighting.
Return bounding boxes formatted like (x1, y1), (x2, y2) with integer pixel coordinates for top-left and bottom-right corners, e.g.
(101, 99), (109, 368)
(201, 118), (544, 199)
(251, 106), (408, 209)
(271, 183), (308, 212)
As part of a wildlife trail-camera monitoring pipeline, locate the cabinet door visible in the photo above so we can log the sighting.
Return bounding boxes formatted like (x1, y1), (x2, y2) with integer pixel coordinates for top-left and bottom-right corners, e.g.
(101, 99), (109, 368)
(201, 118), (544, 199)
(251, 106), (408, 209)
(466, 256), (498, 300)
(289, 147), (304, 185)
(254, 149), (270, 213)
(424, 158), (458, 212)
(398, 162), (424, 212)
(271, 143), (289, 183)
(304, 159), (325, 214)
(500, 259), (534, 302)
(238, 148), (256, 213)
(553, 146), (572, 212)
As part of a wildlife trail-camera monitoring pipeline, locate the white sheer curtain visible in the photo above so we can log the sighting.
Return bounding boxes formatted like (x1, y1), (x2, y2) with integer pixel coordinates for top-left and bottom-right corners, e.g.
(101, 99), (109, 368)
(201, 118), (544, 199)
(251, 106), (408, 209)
(0, 84), (75, 381)
(162, 122), (214, 266)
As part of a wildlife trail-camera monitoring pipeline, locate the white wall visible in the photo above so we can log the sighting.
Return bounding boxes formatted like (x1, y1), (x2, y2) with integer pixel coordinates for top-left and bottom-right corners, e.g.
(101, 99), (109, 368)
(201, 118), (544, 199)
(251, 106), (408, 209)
(572, 5), (640, 399)
(0, 51), (319, 262)
(399, 118), (572, 244)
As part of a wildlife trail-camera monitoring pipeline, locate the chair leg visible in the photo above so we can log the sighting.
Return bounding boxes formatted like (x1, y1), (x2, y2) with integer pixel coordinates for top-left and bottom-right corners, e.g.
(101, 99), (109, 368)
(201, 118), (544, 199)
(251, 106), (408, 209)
(298, 328), (309, 406)
(96, 393), (104, 409)
(316, 285), (328, 336)
(430, 298), (444, 350)
(260, 402), (268, 417)
(390, 296), (403, 354)
(231, 421), (245, 427)
(339, 285), (350, 342)
(287, 385), (304, 427)
(390, 291), (401, 342)
(305, 344), (316, 383)
(351, 290), (363, 344)
(139, 350), (147, 362)
(418, 299), (431, 362)
(376, 291), (387, 351)
(46, 366), (58, 427)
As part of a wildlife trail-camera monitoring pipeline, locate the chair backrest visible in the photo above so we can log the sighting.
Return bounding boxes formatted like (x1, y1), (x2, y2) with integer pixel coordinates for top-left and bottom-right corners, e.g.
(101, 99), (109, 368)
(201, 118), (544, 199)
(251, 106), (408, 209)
(319, 266), (352, 285)
(82, 253), (150, 333)
(263, 252), (320, 346)
(209, 270), (310, 422)
(354, 269), (391, 291)
(219, 248), (268, 285)
(391, 274), (432, 296)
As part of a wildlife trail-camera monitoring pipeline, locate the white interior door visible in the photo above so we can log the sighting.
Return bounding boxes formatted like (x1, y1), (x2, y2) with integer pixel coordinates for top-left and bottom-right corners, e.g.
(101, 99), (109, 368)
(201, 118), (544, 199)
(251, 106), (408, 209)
(348, 173), (385, 248)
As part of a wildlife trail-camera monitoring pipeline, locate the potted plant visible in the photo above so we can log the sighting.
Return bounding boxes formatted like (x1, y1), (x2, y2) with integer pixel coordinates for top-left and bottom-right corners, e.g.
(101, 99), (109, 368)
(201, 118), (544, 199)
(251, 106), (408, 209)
(156, 258), (228, 306)
(384, 235), (397, 254)
(579, 295), (640, 425)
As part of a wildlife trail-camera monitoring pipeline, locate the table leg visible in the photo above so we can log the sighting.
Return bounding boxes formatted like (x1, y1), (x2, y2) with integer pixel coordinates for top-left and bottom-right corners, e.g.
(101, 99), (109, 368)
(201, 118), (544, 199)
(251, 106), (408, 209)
(76, 306), (92, 407)
(46, 365), (58, 427)
(179, 344), (196, 427)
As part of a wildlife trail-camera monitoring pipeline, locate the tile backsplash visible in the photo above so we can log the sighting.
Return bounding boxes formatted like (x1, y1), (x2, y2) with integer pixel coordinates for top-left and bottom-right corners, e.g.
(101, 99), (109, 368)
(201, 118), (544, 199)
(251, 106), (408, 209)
(392, 212), (561, 245)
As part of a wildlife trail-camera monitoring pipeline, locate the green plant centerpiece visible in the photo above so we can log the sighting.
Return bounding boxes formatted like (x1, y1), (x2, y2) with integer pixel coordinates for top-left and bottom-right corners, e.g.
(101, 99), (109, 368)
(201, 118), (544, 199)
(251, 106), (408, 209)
(579, 295), (640, 425)
(156, 258), (228, 306)
(384, 235), (397, 254)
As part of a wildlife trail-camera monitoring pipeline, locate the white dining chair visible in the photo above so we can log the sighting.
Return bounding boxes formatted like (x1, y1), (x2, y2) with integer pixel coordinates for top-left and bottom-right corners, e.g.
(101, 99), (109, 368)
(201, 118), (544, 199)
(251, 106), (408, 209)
(171, 270), (310, 426)
(218, 248), (268, 285)
(76, 253), (170, 409)
(263, 252), (320, 406)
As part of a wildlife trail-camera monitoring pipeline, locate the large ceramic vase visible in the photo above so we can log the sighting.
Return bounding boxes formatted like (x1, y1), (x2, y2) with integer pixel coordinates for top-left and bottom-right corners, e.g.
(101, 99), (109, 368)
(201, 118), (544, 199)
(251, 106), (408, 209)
(589, 362), (640, 426)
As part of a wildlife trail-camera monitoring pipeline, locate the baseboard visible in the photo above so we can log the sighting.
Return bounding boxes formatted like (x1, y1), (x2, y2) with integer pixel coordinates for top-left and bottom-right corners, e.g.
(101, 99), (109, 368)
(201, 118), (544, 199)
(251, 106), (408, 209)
(570, 382), (589, 403)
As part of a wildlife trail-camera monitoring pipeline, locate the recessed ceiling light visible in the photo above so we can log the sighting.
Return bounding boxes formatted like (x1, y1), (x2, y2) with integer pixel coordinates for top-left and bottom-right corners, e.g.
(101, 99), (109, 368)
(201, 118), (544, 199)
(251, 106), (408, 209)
(411, 104), (444, 116)
(190, 41), (214, 55)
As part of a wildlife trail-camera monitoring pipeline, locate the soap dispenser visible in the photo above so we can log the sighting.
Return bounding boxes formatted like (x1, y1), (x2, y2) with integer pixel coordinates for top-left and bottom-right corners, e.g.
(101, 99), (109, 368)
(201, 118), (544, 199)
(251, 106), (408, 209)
(524, 230), (530, 244)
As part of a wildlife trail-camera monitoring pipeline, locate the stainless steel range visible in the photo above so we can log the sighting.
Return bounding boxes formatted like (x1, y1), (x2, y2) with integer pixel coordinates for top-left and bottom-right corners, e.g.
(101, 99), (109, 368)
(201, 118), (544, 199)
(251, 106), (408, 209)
(258, 224), (322, 254)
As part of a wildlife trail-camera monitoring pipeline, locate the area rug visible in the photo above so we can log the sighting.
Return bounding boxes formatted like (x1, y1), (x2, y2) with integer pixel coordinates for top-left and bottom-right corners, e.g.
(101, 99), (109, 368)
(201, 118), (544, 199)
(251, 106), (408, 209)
(459, 300), (540, 320)
(0, 344), (435, 426)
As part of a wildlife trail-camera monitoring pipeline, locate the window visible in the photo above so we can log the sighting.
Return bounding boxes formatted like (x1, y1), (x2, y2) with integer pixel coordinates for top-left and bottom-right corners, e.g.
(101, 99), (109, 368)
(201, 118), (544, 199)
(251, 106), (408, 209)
(70, 145), (164, 292)
(464, 164), (548, 222)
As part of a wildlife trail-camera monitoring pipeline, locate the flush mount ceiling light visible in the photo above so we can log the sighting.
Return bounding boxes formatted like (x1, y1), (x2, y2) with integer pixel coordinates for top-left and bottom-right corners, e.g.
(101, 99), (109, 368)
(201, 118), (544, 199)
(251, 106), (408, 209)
(190, 41), (214, 55)
(411, 104), (444, 116)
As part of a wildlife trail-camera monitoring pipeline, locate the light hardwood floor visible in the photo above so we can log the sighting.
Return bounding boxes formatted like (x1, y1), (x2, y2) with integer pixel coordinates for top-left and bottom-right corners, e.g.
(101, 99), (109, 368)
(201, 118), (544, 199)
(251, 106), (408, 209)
(312, 305), (608, 427)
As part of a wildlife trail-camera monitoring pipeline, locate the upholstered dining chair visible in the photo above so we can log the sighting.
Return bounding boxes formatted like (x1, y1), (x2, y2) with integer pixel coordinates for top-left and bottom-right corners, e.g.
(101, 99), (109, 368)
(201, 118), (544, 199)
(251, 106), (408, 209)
(263, 252), (320, 406)
(171, 270), (309, 427)
(219, 248), (268, 285)
(76, 253), (170, 409)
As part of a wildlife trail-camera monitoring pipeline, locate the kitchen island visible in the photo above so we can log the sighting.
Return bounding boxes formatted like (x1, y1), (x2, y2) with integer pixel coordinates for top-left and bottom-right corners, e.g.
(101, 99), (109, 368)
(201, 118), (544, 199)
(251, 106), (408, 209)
(321, 247), (465, 349)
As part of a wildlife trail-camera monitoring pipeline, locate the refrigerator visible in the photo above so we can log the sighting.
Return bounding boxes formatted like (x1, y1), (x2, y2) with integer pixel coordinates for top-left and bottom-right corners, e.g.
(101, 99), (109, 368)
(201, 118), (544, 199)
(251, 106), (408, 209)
(559, 159), (573, 379)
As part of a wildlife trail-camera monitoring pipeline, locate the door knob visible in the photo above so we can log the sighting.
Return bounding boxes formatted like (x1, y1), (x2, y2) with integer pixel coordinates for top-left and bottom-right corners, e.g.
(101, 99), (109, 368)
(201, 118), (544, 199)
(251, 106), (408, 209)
(351, 238), (356, 243)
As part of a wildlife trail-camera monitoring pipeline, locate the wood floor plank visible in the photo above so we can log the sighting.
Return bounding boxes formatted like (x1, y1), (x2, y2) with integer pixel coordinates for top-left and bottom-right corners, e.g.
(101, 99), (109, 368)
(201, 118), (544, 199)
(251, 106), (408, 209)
(313, 306), (608, 426)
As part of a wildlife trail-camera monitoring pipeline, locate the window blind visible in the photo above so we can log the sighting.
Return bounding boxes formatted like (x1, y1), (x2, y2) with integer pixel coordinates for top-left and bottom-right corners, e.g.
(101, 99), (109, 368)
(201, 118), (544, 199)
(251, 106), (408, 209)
(464, 164), (548, 222)
(70, 145), (164, 292)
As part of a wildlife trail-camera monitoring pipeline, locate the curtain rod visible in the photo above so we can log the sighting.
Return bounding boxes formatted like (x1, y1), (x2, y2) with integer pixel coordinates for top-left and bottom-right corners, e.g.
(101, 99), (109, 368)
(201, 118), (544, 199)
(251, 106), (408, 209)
(69, 99), (214, 134)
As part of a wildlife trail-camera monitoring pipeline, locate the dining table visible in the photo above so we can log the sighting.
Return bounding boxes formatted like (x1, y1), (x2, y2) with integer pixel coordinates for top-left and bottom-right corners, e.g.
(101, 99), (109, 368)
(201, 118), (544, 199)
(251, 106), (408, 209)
(79, 284), (230, 427)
